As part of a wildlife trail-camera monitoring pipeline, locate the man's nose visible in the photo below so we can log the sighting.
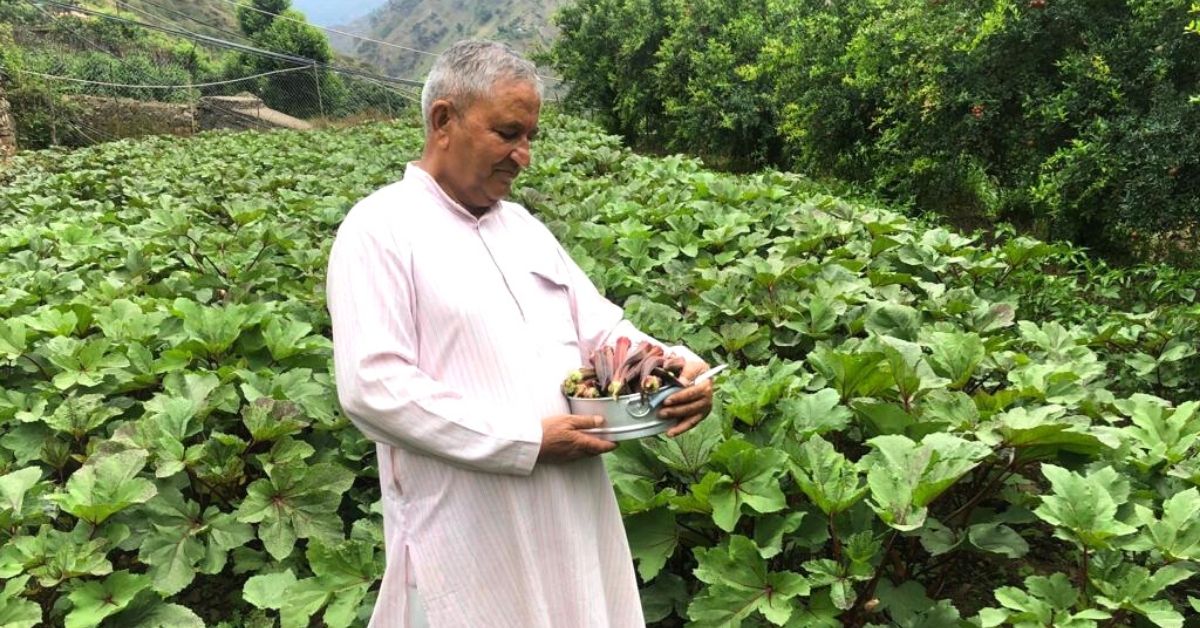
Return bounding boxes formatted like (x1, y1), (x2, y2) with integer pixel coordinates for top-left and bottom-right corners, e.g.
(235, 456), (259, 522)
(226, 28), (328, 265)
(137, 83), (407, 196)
(511, 141), (531, 169)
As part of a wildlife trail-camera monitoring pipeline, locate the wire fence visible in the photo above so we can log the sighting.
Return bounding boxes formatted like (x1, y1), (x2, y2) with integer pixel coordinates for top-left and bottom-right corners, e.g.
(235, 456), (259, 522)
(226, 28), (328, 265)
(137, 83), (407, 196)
(0, 0), (426, 150)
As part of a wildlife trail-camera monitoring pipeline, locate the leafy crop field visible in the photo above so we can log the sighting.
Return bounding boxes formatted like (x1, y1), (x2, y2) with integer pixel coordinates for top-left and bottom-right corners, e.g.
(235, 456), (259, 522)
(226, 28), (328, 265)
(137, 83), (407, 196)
(1, 115), (1199, 627)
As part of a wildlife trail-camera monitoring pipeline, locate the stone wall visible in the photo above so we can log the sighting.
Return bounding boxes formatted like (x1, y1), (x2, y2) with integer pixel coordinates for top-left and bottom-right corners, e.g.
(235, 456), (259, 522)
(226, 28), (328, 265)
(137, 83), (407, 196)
(69, 94), (196, 139)
(0, 85), (15, 159)
(7, 93), (310, 149)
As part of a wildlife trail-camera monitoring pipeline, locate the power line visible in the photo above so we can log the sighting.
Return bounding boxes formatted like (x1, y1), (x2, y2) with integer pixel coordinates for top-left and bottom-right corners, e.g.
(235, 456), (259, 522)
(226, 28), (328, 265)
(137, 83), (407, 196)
(111, 0), (253, 45)
(205, 0), (564, 83)
(31, 1), (426, 87)
(208, 0), (438, 58)
(22, 0), (114, 57)
(12, 65), (311, 89)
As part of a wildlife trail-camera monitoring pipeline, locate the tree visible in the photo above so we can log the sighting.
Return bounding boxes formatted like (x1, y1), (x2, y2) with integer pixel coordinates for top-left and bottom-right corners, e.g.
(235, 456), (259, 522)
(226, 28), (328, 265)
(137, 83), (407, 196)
(229, 0), (342, 118)
(237, 0), (289, 38)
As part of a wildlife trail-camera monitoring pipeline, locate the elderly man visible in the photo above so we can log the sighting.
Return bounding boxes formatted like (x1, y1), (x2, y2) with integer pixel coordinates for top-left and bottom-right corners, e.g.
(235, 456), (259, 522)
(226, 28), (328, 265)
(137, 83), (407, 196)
(326, 40), (713, 627)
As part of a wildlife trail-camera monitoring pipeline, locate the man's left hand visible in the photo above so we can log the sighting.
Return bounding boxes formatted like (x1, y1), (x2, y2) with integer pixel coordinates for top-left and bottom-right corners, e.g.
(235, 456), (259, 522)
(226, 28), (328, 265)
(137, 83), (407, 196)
(658, 360), (715, 438)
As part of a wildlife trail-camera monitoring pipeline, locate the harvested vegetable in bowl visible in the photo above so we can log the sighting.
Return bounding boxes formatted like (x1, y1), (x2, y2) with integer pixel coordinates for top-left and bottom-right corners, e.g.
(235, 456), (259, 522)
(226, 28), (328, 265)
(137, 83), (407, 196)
(562, 336), (687, 401)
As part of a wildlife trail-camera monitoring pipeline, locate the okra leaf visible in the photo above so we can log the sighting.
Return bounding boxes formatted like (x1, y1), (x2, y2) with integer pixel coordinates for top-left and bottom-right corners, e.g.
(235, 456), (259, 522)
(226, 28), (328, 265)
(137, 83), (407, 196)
(0, 467), (42, 516)
(625, 507), (678, 581)
(64, 571), (151, 628)
(94, 299), (167, 343)
(967, 522), (1029, 558)
(1033, 465), (1138, 550)
(0, 319), (28, 363)
(709, 440), (788, 531)
(975, 405), (1108, 458)
(641, 572), (688, 624)
(861, 433), (990, 531)
(1091, 563), (1196, 628)
(925, 331), (985, 390)
(262, 317), (316, 361)
(691, 536), (810, 626)
(753, 512), (806, 559)
(1115, 395), (1199, 468)
(980, 573), (1107, 627)
(236, 462), (354, 560)
(243, 569), (298, 610)
(789, 435), (867, 516)
(1126, 487), (1200, 561)
(43, 394), (123, 440)
(779, 389), (853, 439)
(642, 413), (721, 476)
(0, 575), (40, 628)
(48, 448), (157, 525)
(865, 302), (922, 342)
(873, 580), (963, 628)
(243, 397), (309, 443)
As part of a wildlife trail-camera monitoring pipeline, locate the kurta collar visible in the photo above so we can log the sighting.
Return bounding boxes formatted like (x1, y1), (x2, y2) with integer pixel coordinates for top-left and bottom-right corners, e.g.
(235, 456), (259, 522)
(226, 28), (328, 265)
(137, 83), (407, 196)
(405, 163), (503, 223)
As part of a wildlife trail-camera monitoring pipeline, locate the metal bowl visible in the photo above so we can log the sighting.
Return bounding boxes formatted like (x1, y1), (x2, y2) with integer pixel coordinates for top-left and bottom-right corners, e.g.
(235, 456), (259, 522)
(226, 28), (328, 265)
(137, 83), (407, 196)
(566, 387), (681, 441)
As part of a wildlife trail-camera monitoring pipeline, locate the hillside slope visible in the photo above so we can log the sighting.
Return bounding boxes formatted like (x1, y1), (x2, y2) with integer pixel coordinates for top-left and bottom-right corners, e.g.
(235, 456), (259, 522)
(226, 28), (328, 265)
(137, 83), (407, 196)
(88, 0), (243, 41)
(329, 0), (569, 78)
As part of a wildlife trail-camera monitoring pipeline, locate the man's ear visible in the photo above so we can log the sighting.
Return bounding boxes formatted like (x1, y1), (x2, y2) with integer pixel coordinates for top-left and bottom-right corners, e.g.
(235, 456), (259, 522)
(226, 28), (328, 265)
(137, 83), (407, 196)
(428, 100), (455, 143)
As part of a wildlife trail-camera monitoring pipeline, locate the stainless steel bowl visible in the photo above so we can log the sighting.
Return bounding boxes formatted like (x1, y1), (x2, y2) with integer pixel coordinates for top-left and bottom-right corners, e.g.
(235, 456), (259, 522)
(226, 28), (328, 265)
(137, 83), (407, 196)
(566, 387), (681, 441)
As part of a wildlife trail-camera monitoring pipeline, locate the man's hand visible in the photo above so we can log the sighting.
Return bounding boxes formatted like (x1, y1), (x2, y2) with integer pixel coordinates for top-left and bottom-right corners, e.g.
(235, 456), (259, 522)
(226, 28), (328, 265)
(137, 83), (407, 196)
(659, 360), (715, 438)
(537, 415), (618, 463)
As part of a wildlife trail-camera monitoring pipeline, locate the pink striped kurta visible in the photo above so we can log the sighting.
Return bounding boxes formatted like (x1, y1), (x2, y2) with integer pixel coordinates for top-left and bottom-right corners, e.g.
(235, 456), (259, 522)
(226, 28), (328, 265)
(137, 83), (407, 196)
(326, 164), (695, 628)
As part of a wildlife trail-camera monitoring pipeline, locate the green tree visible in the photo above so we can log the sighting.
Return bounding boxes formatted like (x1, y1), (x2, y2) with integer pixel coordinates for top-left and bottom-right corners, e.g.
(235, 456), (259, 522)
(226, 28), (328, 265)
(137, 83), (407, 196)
(237, 0), (289, 38)
(230, 1), (343, 118)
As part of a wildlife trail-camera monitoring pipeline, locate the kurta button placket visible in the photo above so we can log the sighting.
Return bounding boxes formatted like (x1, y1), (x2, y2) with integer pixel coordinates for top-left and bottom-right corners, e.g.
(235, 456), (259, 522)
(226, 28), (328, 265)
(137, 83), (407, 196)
(475, 216), (528, 325)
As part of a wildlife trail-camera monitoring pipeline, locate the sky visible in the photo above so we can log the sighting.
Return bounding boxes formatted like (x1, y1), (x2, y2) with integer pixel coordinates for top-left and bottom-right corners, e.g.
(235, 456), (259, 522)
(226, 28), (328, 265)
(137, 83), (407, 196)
(289, 0), (388, 27)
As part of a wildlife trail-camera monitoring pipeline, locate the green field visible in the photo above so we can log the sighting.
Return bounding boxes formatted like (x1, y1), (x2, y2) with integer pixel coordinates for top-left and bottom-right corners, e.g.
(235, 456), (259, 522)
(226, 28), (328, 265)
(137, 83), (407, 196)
(1, 115), (1199, 626)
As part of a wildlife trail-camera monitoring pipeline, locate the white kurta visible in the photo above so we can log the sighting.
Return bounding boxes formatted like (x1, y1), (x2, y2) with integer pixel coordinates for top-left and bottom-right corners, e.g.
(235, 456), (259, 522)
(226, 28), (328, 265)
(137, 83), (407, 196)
(326, 164), (693, 628)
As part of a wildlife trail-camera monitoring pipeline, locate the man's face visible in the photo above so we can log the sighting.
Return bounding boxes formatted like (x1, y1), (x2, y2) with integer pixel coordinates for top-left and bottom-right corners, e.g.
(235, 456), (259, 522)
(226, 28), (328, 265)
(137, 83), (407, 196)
(441, 80), (541, 211)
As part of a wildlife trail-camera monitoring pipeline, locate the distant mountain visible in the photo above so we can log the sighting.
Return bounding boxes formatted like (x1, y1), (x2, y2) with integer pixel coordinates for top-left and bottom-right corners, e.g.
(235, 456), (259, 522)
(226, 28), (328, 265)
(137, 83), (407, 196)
(291, 0), (388, 27)
(328, 0), (569, 80)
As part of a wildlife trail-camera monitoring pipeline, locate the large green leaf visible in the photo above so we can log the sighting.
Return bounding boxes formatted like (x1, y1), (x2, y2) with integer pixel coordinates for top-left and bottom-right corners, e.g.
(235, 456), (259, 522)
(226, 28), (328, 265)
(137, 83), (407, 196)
(0, 575), (40, 628)
(861, 433), (990, 531)
(708, 440), (788, 532)
(641, 413), (722, 476)
(48, 449), (157, 525)
(137, 486), (254, 595)
(65, 571), (150, 628)
(980, 572), (1108, 627)
(691, 536), (810, 626)
(1091, 563), (1196, 628)
(0, 467), (42, 518)
(236, 462), (355, 560)
(925, 331), (985, 390)
(625, 507), (678, 581)
(1033, 465), (1138, 550)
(789, 435), (867, 516)
(778, 389), (853, 439)
(1115, 395), (1199, 469)
(1125, 487), (1200, 562)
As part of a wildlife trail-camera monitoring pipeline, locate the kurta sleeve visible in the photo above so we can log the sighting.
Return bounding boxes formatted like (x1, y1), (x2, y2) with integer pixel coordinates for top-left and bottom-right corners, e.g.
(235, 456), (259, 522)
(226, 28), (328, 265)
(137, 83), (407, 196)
(552, 241), (703, 365)
(326, 214), (542, 477)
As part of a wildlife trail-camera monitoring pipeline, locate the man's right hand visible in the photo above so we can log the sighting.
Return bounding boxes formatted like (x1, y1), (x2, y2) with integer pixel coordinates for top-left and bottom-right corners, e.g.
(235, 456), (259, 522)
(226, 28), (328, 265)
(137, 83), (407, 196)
(537, 415), (618, 463)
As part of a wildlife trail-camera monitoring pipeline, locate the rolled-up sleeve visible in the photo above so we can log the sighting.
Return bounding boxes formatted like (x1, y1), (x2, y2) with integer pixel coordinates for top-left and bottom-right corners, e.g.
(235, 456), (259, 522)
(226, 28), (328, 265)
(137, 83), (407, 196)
(326, 214), (541, 476)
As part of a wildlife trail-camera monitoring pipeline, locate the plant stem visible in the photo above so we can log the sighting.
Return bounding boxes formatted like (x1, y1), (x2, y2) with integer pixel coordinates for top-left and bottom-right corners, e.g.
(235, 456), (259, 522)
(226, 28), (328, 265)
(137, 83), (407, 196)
(1080, 545), (1090, 604)
(947, 450), (1018, 527)
(19, 353), (52, 380)
(830, 513), (843, 562)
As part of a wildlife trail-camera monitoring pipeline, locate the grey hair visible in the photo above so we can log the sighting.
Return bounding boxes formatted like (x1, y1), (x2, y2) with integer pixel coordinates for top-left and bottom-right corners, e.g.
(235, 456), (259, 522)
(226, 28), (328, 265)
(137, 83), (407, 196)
(420, 40), (544, 136)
